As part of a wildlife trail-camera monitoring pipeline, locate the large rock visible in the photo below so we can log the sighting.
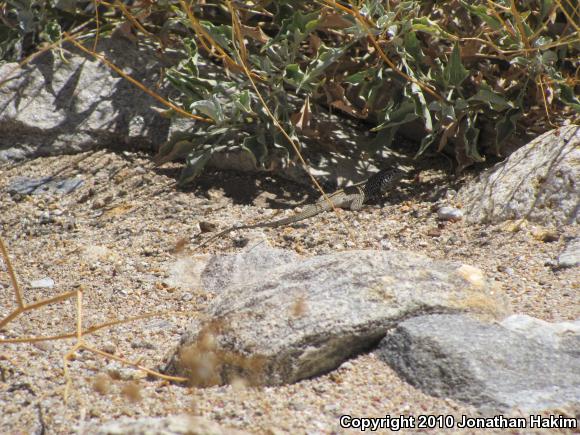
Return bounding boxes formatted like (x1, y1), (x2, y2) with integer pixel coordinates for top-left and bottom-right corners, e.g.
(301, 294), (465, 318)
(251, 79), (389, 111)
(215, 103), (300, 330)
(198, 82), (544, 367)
(0, 38), (193, 161)
(377, 314), (580, 413)
(458, 126), (579, 226)
(164, 245), (509, 386)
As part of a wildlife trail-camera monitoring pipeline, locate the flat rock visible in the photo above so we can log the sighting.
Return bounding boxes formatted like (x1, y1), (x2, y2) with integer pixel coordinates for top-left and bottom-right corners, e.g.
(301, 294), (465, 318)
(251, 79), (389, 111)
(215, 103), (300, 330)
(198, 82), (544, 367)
(95, 415), (249, 435)
(458, 126), (579, 226)
(377, 314), (580, 413)
(7, 176), (84, 196)
(164, 245), (509, 386)
(557, 237), (580, 269)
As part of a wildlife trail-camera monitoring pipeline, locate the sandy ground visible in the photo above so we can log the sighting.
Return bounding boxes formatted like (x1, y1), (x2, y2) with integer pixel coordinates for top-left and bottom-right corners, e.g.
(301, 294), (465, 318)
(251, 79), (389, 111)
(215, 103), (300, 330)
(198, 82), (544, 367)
(0, 150), (577, 434)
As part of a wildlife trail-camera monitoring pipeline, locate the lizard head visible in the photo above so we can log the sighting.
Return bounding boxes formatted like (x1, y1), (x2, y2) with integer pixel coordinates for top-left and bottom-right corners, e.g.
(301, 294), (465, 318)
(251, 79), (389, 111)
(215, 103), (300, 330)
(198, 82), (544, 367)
(377, 167), (406, 194)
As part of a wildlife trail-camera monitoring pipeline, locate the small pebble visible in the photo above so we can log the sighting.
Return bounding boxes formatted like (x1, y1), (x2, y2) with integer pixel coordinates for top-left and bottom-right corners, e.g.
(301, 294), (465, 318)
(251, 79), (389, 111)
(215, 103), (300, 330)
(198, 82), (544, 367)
(29, 277), (55, 289)
(426, 228), (442, 237)
(32, 342), (53, 352)
(444, 189), (457, 200)
(531, 227), (559, 243)
(497, 265), (515, 276)
(131, 340), (155, 350)
(101, 343), (116, 355)
(38, 211), (53, 224)
(380, 239), (393, 250)
(446, 235), (460, 245)
(78, 187), (95, 203)
(199, 221), (217, 233)
(437, 206), (464, 221)
(91, 198), (106, 210)
(62, 216), (76, 230)
(340, 361), (354, 371)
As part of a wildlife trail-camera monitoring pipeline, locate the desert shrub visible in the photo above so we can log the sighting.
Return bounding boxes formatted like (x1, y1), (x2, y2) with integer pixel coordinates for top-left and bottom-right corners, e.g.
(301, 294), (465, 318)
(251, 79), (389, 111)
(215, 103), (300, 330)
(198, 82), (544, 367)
(1, 0), (578, 181)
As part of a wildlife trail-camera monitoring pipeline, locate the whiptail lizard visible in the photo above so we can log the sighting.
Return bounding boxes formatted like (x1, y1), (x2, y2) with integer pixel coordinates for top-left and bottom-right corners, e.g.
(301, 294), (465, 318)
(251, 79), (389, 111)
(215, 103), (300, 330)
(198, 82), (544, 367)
(197, 168), (405, 248)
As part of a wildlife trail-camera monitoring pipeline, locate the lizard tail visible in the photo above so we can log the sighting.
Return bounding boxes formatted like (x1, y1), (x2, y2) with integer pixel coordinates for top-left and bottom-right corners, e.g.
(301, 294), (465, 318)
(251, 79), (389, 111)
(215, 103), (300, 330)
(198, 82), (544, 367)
(247, 204), (324, 228)
(197, 204), (324, 248)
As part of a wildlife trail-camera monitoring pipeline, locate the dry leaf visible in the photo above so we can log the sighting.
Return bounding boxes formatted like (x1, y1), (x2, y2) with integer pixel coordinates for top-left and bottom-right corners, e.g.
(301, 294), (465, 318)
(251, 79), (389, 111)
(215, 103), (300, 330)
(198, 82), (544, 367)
(291, 96), (311, 131)
(324, 81), (346, 104)
(240, 24), (270, 44)
(308, 33), (322, 52)
(319, 11), (353, 30)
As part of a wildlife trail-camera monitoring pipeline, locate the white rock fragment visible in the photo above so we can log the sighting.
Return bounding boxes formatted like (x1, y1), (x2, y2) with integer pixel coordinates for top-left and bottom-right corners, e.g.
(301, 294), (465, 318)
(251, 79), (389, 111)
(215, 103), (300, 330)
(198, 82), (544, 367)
(29, 277), (55, 288)
(437, 206), (464, 221)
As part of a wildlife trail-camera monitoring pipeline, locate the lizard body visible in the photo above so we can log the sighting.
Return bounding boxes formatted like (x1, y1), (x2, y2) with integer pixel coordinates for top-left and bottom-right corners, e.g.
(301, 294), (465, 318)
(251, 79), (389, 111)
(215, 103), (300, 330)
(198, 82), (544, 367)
(197, 168), (404, 248)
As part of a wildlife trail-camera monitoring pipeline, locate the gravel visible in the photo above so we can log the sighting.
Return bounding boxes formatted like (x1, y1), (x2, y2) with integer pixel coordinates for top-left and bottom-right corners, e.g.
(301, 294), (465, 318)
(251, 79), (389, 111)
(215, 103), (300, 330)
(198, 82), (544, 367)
(0, 151), (577, 433)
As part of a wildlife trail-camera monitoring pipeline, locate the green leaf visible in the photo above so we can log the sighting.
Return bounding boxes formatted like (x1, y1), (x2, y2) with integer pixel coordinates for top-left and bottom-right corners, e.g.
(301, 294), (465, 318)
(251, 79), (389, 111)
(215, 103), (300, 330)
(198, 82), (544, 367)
(534, 35), (553, 47)
(469, 86), (513, 111)
(559, 85), (580, 113)
(344, 68), (376, 85)
(463, 115), (484, 162)
(510, 56), (531, 67)
(367, 127), (398, 152)
(190, 99), (223, 123)
(444, 43), (469, 87)
(410, 83), (432, 132)
(284, 64), (305, 87)
(416, 133), (437, 157)
(40, 20), (61, 43)
(461, 2), (502, 30)
(541, 50), (558, 64)
(430, 101), (456, 120)
(178, 148), (213, 186)
(540, 0), (554, 20)
(361, 0), (386, 19)
(55, 0), (77, 12)
(182, 38), (199, 62)
(373, 100), (419, 131)
(200, 21), (233, 54)
(411, 17), (455, 39)
(496, 109), (521, 154)
(403, 31), (423, 63)
(233, 90), (253, 114)
(241, 135), (268, 166)
(454, 97), (469, 111)
(274, 11), (320, 45)
(301, 45), (348, 89)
